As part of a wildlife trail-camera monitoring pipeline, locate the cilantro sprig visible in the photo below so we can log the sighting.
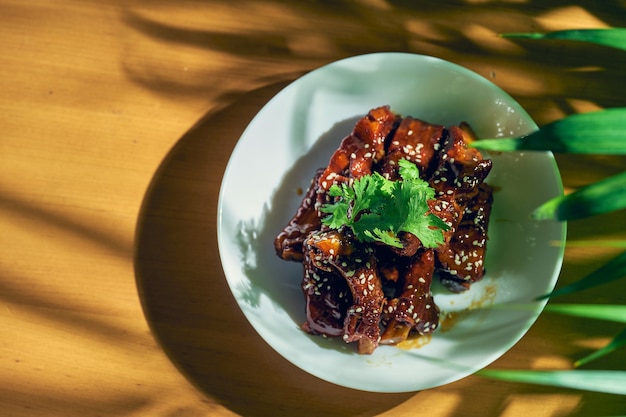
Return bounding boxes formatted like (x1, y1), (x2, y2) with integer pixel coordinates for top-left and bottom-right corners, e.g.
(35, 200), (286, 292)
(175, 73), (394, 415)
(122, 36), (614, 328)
(319, 159), (450, 249)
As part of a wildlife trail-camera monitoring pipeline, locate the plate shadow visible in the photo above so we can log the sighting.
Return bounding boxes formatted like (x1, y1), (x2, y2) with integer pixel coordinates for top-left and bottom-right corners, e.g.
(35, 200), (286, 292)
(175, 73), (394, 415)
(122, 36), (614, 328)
(134, 82), (414, 416)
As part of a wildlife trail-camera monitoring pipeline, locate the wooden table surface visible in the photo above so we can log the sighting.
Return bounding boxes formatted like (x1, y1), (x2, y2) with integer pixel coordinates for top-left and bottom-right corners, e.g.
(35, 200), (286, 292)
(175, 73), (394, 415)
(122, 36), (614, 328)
(2, 1), (626, 416)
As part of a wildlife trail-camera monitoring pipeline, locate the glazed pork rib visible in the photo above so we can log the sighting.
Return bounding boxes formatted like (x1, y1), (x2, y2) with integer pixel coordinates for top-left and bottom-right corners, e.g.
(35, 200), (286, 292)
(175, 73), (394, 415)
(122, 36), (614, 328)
(436, 182), (493, 292)
(274, 106), (494, 353)
(303, 229), (385, 354)
(274, 169), (323, 262)
(427, 124), (493, 292)
(380, 115), (444, 181)
(315, 106), (398, 214)
(380, 248), (439, 345)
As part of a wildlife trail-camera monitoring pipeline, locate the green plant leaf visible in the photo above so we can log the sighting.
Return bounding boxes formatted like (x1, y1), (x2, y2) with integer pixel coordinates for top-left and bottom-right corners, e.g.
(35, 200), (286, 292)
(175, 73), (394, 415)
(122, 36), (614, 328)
(490, 303), (626, 323)
(471, 108), (626, 154)
(537, 250), (626, 299)
(502, 28), (626, 51)
(479, 26), (626, 397)
(477, 369), (626, 395)
(575, 327), (626, 367)
(543, 304), (626, 323)
(531, 169), (626, 221)
(554, 239), (626, 248)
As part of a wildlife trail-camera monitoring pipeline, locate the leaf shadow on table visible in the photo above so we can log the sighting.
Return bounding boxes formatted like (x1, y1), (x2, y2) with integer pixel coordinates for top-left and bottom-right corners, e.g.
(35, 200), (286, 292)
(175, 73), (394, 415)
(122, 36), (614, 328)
(120, 0), (626, 122)
(128, 1), (626, 415)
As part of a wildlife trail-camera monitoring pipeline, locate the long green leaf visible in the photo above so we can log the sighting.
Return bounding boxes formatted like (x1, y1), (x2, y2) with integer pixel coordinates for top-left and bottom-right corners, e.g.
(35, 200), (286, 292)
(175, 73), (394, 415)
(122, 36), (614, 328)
(489, 303), (626, 323)
(575, 327), (626, 367)
(502, 28), (626, 51)
(543, 304), (626, 323)
(477, 369), (626, 395)
(555, 239), (626, 248)
(532, 169), (626, 221)
(538, 251), (626, 299)
(471, 108), (626, 154)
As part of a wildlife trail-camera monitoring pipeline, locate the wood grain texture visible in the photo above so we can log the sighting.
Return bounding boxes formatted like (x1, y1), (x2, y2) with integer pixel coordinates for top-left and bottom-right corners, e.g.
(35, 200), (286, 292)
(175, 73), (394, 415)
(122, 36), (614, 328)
(1, 1), (625, 415)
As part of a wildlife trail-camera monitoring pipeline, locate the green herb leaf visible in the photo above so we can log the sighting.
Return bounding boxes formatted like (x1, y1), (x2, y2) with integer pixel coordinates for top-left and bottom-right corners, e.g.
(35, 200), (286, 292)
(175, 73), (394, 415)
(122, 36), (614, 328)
(537, 250), (626, 299)
(477, 369), (626, 395)
(319, 159), (449, 249)
(532, 170), (626, 221)
(470, 108), (626, 154)
(575, 326), (626, 367)
(502, 28), (626, 52)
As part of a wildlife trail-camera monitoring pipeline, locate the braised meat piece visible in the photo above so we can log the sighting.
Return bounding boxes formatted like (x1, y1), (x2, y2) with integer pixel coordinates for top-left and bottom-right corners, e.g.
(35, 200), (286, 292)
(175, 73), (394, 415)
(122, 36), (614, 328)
(427, 124), (493, 292)
(437, 183), (494, 292)
(428, 125), (492, 236)
(316, 106), (397, 213)
(301, 263), (350, 337)
(302, 229), (385, 354)
(274, 169), (323, 262)
(380, 116), (444, 181)
(380, 248), (439, 344)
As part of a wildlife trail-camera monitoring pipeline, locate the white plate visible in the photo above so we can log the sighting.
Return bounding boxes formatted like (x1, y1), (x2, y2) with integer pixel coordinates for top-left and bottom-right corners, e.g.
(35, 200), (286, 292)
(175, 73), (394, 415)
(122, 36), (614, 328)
(217, 53), (565, 392)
